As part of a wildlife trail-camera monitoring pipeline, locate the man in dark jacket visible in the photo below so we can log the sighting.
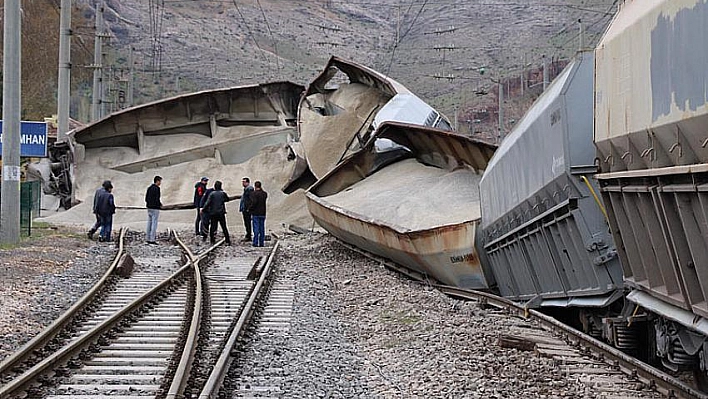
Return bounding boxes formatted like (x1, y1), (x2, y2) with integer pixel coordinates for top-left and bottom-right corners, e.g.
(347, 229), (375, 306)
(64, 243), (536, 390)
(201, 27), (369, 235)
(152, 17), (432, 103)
(95, 180), (116, 242)
(248, 181), (267, 247)
(145, 176), (162, 244)
(88, 181), (111, 239)
(201, 180), (231, 245)
(193, 177), (208, 235)
(239, 177), (254, 242)
(199, 184), (215, 240)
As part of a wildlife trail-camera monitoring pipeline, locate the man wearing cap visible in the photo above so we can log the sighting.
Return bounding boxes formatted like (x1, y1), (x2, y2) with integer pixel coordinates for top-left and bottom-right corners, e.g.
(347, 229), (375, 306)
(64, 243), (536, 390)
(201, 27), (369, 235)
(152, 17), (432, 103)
(239, 177), (254, 242)
(193, 176), (209, 236)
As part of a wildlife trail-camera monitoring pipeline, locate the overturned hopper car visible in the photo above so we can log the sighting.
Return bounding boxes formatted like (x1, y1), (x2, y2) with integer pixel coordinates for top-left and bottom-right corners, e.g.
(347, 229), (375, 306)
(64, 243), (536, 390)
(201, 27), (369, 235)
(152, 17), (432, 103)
(68, 82), (304, 219)
(478, 50), (624, 336)
(285, 56), (451, 193)
(595, 0), (708, 374)
(306, 122), (496, 289)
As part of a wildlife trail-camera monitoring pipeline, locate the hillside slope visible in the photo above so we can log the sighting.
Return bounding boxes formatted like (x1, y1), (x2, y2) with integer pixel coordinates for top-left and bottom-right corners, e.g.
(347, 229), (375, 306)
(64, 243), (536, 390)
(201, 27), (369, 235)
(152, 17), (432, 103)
(10, 0), (618, 137)
(103, 0), (616, 137)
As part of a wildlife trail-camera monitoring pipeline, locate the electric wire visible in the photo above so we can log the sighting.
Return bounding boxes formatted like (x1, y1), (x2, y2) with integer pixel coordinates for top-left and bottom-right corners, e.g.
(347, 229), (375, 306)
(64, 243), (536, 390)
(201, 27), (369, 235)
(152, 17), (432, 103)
(255, 0), (282, 79)
(232, 0), (274, 78)
(385, 0), (429, 76)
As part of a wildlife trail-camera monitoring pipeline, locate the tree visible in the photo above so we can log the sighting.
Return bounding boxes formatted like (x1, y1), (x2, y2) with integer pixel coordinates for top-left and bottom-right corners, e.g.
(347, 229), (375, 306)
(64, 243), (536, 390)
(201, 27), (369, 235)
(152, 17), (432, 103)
(0, 0), (92, 120)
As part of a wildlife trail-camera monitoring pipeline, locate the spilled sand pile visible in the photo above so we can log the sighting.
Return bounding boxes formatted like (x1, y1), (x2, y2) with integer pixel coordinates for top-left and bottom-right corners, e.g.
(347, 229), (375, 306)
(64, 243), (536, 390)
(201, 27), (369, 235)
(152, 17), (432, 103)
(299, 83), (391, 179)
(39, 142), (313, 236)
(323, 158), (482, 231)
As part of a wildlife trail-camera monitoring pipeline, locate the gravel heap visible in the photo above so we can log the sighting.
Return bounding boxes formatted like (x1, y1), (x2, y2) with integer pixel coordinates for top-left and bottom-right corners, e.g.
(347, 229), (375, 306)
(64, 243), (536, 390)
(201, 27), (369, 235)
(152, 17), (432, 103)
(0, 228), (114, 362)
(227, 232), (640, 398)
(324, 159), (482, 230)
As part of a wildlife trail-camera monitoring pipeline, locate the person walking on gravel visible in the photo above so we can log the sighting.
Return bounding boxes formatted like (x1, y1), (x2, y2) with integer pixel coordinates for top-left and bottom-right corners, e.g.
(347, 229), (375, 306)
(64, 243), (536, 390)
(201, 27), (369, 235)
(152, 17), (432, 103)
(248, 181), (267, 247)
(88, 180), (111, 240)
(145, 176), (162, 244)
(94, 180), (115, 242)
(201, 180), (231, 245)
(239, 177), (254, 242)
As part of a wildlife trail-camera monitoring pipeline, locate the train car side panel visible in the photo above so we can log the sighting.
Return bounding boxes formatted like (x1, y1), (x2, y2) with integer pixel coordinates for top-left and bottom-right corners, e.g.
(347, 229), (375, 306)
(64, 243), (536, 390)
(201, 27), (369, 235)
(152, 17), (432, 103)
(595, 0), (708, 173)
(596, 0), (708, 319)
(480, 52), (623, 305)
(595, 0), (708, 372)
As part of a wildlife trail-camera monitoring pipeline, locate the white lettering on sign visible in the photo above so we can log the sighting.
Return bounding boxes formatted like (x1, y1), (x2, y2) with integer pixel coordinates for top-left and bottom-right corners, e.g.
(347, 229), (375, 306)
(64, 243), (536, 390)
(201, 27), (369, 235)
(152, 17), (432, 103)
(3, 165), (21, 181)
(19, 134), (46, 145)
(0, 134), (47, 145)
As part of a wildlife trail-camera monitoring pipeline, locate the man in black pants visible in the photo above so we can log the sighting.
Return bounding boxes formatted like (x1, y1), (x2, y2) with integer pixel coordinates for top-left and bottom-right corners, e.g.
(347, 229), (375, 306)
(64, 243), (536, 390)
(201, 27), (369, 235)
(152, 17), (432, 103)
(193, 176), (208, 236)
(95, 181), (116, 242)
(88, 180), (111, 239)
(239, 177), (254, 242)
(201, 180), (231, 245)
(199, 184), (214, 240)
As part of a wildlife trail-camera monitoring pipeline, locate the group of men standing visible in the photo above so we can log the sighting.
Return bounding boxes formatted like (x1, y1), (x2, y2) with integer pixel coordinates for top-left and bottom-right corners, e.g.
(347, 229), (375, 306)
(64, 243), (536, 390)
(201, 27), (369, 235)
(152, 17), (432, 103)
(194, 176), (268, 247)
(88, 174), (267, 246)
(89, 175), (163, 244)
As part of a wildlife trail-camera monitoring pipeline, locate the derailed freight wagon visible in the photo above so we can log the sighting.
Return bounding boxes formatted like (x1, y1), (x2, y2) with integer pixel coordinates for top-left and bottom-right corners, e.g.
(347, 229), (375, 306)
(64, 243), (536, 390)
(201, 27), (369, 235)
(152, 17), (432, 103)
(285, 56), (451, 193)
(306, 122), (496, 289)
(64, 82), (308, 229)
(478, 51), (625, 338)
(595, 0), (708, 373)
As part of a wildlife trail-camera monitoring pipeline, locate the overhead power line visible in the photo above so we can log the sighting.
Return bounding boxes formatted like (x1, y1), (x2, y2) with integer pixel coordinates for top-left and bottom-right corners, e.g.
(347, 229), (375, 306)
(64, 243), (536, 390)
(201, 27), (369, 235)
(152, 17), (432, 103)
(385, 0), (429, 76)
(232, 0), (273, 77)
(255, 0), (281, 79)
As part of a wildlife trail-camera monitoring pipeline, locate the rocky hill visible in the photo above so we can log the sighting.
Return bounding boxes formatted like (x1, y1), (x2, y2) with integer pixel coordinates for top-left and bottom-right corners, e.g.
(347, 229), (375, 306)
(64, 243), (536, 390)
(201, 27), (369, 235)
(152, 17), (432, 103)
(9, 0), (618, 138)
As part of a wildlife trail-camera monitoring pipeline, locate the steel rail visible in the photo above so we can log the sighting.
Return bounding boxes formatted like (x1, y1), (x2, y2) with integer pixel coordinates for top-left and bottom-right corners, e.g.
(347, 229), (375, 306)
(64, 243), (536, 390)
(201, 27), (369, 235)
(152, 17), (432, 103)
(0, 234), (193, 398)
(198, 241), (280, 399)
(0, 227), (127, 377)
(165, 233), (225, 399)
(337, 241), (707, 399)
(439, 286), (707, 399)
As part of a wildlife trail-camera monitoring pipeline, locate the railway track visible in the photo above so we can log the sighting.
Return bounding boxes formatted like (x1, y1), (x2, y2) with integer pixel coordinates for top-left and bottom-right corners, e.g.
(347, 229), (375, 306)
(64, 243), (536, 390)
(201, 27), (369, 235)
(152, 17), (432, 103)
(336, 241), (708, 399)
(0, 230), (281, 399)
(7, 229), (685, 397)
(219, 279), (296, 398)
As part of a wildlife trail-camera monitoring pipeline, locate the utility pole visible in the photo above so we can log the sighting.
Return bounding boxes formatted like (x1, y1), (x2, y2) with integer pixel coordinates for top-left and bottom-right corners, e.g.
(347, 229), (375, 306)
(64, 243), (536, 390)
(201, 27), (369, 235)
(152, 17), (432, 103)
(453, 105), (458, 131)
(57, 0), (72, 142)
(542, 54), (549, 91)
(498, 80), (504, 142)
(1, 0), (22, 244)
(91, 1), (104, 121)
(520, 54), (526, 96)
(396, 2), (401, 45)
(127, 47), (134, 107)
(578, 18), (584, 51)
(102, 67), (109, 117)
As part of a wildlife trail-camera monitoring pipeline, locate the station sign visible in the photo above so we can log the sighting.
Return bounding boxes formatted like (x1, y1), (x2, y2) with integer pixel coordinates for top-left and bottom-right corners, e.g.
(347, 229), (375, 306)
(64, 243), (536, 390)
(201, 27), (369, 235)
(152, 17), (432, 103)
(0, 121), (48, 158)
